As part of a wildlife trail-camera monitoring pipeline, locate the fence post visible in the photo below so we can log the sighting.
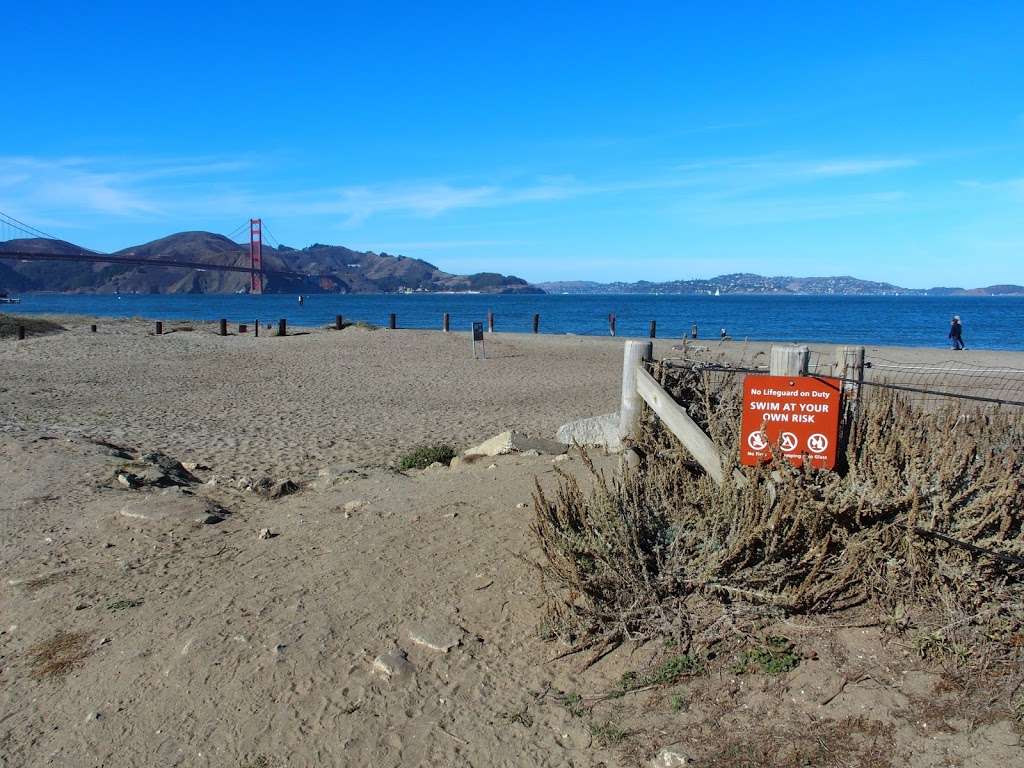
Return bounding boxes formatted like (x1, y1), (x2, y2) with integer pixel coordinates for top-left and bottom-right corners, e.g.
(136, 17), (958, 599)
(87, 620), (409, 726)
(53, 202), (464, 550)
(16, 325), (25, 340)
(617, 340), (654, 443)
(388, 313), (396, 330)
(487, 310), (494, 333)
(770, 345), (809, 376)
(219, 318), (227, 336)
(442, 312), (450, 332)
(254, 320), (259, 338)
(648, 320), (656, 339)
(532, 313), (540, 334)
(335, 314), (343, 330)
(155, 321), (163, 336)
(835, 346), (866, 391)
(90, 324), (97, 333)
(277, 318), (287, 337)
(609, 313), (616, 337)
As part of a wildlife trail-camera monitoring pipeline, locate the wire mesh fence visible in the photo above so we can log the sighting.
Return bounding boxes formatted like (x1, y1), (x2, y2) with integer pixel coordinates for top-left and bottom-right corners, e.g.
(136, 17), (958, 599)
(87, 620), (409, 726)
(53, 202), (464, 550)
(660, 342), (1024, 410)
(861, 356), (1024, 408)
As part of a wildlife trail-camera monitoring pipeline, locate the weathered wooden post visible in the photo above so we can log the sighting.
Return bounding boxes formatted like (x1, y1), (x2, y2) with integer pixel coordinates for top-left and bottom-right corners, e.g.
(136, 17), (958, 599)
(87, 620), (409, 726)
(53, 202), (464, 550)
(277, 318), (287, 337)
(487, 310), (494, 333)
(388, 313), (396, 330)
(617, 340), (654, 442)
(254, 320), (259, 338)
(335, 314), (343, 330)
(835, 345), (866, 398)
(648, 320), (656, 339)
(770, 345), (809, 376)
(532, 313), (540, 334)
(219, 318), (227, 336)
(155, 321), (163, 335)
(16, 325), (25, 340)
(609, 313), (616, 336)
(442, 312), (450, 332)
(90, 324), (97, 333)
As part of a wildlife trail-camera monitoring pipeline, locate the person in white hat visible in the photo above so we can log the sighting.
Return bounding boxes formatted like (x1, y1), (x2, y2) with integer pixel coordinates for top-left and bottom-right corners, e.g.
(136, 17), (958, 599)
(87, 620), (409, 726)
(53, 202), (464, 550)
(948, 315), (965, 350)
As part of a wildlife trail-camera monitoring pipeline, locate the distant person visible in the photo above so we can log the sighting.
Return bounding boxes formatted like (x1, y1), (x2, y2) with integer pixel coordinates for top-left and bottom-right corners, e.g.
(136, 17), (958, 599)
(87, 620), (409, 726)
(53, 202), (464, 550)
(690, 323), (698, 339)
(720, 327), (729, 340)
(948, 315), (965, 350)
(298, 295), (305, 305)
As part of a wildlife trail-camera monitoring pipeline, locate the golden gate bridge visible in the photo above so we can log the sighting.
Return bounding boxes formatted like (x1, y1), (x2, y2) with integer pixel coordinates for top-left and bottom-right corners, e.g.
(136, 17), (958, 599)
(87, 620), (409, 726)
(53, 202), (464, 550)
(0, 211), (319, 294)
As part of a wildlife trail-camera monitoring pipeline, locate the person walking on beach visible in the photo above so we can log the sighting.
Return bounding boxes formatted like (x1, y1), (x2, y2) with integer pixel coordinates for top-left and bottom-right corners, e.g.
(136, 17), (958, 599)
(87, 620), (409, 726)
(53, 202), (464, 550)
(949, 315), (965, 350)
(690, 323), (698, 339)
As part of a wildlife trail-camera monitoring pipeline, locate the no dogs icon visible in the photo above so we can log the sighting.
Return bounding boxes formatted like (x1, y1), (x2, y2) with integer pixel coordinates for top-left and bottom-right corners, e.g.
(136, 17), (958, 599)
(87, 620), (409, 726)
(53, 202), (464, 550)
(807, 433), (829, 453)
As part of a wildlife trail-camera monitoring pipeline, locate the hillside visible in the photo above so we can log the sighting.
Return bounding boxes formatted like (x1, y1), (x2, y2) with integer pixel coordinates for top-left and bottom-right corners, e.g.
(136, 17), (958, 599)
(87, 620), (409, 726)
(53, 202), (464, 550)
(0, 232), (542, 295)
(538, 273), (1024, 296)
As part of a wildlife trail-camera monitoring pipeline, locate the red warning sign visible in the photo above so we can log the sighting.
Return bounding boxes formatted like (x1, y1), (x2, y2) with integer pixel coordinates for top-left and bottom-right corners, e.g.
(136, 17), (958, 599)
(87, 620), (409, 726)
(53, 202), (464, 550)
(740, 375), (842, 469)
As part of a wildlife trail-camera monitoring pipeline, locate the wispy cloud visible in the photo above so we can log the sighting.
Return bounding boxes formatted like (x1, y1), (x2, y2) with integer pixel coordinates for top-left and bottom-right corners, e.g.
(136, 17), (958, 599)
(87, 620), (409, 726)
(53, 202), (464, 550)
(0, 155), (250, 218)
(680, 191), (908, 226)
(349, 239), (516, 251)
(1, 152), (920, 232)
(806, 158), (917, 176)
(676, 155), (918, 182)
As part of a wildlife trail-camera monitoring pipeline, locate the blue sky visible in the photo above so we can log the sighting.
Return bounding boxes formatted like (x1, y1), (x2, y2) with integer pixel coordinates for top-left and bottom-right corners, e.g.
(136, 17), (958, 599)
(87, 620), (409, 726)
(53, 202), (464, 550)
(2, 1), (1022, 287)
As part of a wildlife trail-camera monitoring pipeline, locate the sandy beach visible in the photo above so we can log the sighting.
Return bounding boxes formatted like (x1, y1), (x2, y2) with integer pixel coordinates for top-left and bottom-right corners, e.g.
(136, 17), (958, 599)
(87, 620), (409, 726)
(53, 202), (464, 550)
(1, 318), (1022, 767)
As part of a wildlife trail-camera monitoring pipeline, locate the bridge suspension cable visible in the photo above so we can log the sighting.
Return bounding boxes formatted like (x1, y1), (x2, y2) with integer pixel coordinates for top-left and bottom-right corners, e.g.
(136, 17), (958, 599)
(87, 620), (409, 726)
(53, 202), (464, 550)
(224, 221), (250, 241)
(261, 222), (282, 249)
(0, 209), (99, 253)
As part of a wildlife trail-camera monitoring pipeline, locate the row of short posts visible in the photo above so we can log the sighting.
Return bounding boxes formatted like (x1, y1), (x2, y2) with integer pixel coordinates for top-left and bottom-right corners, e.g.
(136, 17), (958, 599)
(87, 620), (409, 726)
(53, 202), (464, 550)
(140, 313), (661, 338)
(381, 313), (541, 333)
(151, 319), (261, 336)
(14, 323), (99, 339)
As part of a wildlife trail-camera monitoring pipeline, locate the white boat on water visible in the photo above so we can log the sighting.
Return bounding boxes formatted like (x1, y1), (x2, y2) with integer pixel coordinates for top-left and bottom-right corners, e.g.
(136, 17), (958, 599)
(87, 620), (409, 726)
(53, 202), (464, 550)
(0, 294), (20, 304)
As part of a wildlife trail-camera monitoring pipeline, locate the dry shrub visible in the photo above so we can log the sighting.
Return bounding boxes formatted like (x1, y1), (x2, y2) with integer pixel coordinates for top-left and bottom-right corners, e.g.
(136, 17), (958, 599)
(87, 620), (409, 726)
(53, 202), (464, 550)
(27, 630), (92, 679)
(532, 363), (1024, 668)
(0, 313), (65, 338)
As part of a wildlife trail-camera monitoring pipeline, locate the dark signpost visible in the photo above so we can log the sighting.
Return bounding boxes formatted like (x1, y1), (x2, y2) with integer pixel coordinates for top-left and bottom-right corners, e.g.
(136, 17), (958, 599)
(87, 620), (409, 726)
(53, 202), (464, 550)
(472, 321), (485, 358)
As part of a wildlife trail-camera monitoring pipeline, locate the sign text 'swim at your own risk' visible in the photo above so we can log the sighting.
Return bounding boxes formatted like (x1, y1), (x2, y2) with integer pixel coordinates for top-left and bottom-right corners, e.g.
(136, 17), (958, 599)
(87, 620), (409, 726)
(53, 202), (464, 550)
(740, 375), (842, 470)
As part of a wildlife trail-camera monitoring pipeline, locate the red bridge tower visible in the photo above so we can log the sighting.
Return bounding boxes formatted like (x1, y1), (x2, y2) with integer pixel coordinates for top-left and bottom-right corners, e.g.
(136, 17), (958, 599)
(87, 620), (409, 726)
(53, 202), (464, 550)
(249, 218), (263, 294)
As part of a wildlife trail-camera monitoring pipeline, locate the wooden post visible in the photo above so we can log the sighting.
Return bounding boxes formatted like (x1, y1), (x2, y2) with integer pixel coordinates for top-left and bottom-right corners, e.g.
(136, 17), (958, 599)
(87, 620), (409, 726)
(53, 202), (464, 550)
(609, 313), (616, 336)
(648, 320), (656, 339)
(532, 313), (540, 334)
(388, 313), (396, 330)
(254, 320), (259, 338)
(636, 367), (725, 485)
(442, 312), (450, 332)
(335, 314), (343, 330)
(487, 310), (494, 333)
(854, 346), (865, 400)
(16, 325), (25, 340)
(617, 340), (653, 443)
(155, 321), (163, 335)
(90, 324), (97, 333)
(277, 318), (287, 337)
(770, 345), (809, 376)
(835, 345), (866, 400)
(219, 318), (227, 336)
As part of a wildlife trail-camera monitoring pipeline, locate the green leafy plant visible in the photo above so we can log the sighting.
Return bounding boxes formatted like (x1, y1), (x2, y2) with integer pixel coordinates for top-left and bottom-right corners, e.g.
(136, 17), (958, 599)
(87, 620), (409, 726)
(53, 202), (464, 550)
(615, 654), (702, 695)
(556, 691), (586, 718)
(733, 636), (800, 675)
(589, 720), (629, 745)
(398, 444), (457, 470)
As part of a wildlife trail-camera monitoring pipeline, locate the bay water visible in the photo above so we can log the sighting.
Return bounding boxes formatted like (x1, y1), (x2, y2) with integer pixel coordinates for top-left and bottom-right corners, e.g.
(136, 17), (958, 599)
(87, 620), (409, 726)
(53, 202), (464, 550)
(10, 292), (1024, 351)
